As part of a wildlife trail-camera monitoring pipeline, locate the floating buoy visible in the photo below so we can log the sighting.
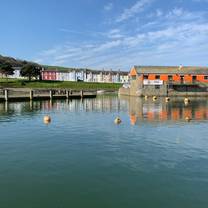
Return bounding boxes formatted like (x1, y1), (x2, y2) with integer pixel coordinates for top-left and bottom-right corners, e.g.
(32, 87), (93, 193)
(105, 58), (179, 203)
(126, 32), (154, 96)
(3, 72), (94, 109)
(43, 115), (51, 124)
(144, 95), (148, 100)
(114, 117), (122, 125)
(185, 116), (191, 122)
(184, 102), (189, 106)
(152, 96), (157, 101)
(184, 98), (190, 104)
(165, 97), (170, 102)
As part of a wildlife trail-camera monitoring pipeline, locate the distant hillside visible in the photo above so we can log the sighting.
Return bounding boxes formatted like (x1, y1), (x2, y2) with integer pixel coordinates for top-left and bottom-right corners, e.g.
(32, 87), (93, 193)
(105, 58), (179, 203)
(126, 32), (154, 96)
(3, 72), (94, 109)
(0, 55), (100, 72)
(43, 65), (102, 72)
(0, 55), (126, 73)
(43, 65), (81, 72)
(43, 65), (125, 73)
(0, 55), (39, 67)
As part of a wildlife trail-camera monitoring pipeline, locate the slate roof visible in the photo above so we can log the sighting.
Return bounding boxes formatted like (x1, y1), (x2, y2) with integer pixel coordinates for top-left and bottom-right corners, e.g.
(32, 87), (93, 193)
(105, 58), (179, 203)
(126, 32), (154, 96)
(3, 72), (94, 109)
(42, 68), (128, 75)
(134, 66), (208, 75)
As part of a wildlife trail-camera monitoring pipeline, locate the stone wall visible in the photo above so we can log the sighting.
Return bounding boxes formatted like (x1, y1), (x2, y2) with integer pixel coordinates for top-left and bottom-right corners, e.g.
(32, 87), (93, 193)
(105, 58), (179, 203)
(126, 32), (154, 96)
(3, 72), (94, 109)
(141, 85), (168, 96)
(119, 76), (208, 97)
(118, 87), (130, 96)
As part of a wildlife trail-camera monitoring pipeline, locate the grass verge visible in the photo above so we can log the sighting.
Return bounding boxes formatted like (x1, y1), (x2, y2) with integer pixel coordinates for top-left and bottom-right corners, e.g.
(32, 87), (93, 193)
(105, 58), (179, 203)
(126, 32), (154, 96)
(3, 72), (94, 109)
(0, 79), (122, 90)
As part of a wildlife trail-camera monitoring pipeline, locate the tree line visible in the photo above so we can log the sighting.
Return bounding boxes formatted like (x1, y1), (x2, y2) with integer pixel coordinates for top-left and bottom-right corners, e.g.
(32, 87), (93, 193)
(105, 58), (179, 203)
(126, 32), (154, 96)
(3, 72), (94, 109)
(0, 56), (42, 81)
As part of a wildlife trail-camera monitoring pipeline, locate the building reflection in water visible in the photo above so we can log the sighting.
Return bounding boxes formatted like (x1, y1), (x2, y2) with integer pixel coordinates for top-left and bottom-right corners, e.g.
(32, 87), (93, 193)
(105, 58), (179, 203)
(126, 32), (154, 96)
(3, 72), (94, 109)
(40, 96), (128, 113)
(122, 95), (208, 125)
(0, 96), (128, 117)
(0, 95), (208, 124)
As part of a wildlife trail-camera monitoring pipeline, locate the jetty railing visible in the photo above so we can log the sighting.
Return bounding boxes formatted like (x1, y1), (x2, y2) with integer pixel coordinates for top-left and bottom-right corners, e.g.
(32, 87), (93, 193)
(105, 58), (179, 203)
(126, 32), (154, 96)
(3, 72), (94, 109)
(0, 88), (97, 101)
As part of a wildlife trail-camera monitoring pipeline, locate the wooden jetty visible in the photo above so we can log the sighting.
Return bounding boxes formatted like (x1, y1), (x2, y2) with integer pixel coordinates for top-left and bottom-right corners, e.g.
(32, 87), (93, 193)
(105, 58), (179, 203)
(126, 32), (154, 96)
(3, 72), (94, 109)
(0, 88), (97, 102)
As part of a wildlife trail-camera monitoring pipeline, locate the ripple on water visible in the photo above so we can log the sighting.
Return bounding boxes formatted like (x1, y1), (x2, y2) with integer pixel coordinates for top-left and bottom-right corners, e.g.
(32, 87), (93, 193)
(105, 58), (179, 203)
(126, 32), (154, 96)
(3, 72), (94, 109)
(0, 97), (208, 208)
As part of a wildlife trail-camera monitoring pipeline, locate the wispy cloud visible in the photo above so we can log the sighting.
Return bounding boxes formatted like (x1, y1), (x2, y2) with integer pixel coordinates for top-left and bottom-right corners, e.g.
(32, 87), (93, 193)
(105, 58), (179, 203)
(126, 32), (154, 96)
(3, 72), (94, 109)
(156, 9), (163, 17)
(106, 29), (124, 39)
(104, 2), (113, 11)
(116, 0), (153, 22)
(34, 7), (208, 69)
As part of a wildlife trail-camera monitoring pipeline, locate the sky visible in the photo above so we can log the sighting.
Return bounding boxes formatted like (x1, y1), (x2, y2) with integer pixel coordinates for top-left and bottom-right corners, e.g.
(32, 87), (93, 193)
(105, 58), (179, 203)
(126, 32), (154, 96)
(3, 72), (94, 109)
(0, 0), (208, 70)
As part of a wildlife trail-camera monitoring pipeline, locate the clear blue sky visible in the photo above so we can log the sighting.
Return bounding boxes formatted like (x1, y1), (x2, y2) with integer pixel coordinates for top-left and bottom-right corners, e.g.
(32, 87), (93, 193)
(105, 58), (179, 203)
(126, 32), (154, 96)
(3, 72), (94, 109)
(0, 0), (208, 70)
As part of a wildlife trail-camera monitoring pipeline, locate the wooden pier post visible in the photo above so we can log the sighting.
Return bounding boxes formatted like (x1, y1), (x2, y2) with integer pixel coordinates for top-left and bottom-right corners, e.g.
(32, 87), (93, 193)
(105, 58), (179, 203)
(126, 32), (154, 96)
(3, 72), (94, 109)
(29, 100), (33, 110)
(30, 90), (33, 100)
(80, 90), (83, 98)
(50, 90), (53, 100)
(4, 89), (8, 101)
(66, 90), (72, 99)
(4, 101), (8, 112)
(66, 90), (69, 99)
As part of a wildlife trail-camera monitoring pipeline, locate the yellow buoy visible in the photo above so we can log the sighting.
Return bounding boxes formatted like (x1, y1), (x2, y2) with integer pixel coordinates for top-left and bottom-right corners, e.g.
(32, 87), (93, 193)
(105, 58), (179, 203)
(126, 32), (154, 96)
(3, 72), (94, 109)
(43, 115), (51, 124)
(165, 97), (170, 102)
(184, 101), (189, 106)
(114, 117), (122, 125)
(185, 116), (191, 122)
(152, 96), (157, 101)
(184, 98), (190, 103)
(144, 95), (148, 100)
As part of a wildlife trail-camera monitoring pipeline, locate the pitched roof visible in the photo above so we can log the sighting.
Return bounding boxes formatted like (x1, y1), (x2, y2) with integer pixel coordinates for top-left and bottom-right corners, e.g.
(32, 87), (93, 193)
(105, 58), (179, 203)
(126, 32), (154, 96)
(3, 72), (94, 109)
(134, 66), (208, 75)
(42, 68), (128, 75)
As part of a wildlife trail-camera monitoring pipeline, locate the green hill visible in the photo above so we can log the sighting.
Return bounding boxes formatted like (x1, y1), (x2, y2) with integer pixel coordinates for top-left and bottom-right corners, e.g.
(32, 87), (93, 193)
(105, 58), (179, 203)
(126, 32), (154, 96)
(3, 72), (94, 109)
(0, 54), (124, 73)
(0, 55), (38, 67)
(0, 55), (97, 72)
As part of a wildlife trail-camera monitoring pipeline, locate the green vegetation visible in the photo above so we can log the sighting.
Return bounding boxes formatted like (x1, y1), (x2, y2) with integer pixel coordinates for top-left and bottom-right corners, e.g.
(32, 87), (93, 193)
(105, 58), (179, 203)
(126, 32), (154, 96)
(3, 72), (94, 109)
(0, 78), (122, 90)
(0, 54), (122, 91)
(0, 54), (41, 81)
(20, 63), (41, 81)
(0, 55), (36, 67)
(0, 62), (14, 77)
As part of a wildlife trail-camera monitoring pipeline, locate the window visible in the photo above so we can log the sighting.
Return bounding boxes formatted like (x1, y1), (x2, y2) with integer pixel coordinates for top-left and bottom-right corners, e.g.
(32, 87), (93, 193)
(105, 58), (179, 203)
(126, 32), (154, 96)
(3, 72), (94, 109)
(155, 85), (160, 89)
(143, 75), (148, 79)
(168, 75), (173, 81)
(180, 76), (184, 83)
(155, 75), (160, 79)
(204, 76), (208, 80)
(131, 75), (136, 80)
(192, 76), (197, 81)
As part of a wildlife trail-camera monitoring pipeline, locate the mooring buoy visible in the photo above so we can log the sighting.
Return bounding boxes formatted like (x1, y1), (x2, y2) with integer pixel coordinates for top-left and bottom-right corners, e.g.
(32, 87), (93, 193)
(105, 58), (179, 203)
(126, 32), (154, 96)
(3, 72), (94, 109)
(185, 116), (191, 122)
(165, 97), (170, 102)
(152, 96), (157, 101)
(184, 98), (190, 104)
(114, 117), (122, 125)
(43, 115), (51, 124)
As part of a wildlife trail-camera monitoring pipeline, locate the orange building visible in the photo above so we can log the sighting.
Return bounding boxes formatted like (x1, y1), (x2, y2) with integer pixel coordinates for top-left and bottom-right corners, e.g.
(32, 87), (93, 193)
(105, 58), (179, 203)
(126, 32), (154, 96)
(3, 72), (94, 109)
(130, 66), (208, 83)
(119, 65), (208, 97)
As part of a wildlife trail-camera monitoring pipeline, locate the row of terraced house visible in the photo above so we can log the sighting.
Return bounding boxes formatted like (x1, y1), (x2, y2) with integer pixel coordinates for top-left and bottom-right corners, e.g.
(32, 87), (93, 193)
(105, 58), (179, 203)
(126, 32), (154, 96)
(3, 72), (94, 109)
(41, 69), (129, 83)
(5, 67), (129, 83)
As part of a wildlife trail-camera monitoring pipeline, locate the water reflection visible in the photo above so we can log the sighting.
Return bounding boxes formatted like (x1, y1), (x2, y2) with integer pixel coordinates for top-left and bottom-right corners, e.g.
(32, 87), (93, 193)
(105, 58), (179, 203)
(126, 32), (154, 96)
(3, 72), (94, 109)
(0, 95), (208, 124)
(124, 96), (208, 125)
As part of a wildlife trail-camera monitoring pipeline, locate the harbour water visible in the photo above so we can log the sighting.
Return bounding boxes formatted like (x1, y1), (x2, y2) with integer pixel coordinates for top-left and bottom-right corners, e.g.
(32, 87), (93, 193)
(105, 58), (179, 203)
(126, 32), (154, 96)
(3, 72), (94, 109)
(0, 96), (208, 208)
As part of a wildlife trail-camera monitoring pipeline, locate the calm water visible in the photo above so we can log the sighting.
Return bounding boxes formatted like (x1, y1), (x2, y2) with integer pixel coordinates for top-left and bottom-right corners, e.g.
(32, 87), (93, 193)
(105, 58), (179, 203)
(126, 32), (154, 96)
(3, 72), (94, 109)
(0, 96), (208, 208)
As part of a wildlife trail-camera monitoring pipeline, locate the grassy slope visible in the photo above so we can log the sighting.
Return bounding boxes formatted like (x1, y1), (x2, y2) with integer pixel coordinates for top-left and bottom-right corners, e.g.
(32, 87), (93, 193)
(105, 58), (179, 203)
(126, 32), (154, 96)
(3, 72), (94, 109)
(0, 79), (122, 90)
